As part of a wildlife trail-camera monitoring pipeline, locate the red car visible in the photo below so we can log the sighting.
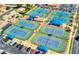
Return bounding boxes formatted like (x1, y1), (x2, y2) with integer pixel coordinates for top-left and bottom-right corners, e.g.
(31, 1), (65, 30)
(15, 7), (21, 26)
(30, 49), (37, 54)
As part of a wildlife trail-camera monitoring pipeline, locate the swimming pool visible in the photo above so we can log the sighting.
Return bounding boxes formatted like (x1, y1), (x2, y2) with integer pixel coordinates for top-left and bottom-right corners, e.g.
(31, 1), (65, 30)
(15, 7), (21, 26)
(15, 20), (39, 30)
(4, 25), (32, 40)
(32, 33), (66, 52)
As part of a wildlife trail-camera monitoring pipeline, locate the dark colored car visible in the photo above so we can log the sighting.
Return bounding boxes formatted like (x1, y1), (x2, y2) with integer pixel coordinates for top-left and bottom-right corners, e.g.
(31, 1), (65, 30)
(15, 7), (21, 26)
(1, 52), (7, 54)
(16, 44), (21, 48)
(12, 42), (17, 46)
(75, 36), (79, 41)
(26, 47), (31, 53)
(35, 51), (40, 54)
(19, 45), (24, 50)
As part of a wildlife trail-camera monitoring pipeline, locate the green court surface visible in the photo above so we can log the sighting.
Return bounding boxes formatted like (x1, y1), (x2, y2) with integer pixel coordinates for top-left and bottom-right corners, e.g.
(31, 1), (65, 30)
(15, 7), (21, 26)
(32, 33), (67, 52)
(40, 25), (69, 39)
(15, 20), (40, 30)
(4, 25), (32, 40)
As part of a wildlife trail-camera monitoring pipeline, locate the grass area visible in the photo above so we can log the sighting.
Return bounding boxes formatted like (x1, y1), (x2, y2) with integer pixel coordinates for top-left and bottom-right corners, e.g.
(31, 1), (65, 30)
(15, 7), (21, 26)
(69, 38), (74, 54)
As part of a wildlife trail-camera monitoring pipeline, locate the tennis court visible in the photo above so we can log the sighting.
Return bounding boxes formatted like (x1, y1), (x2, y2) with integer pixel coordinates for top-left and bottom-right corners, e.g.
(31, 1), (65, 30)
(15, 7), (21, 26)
(40, 25), (69, 39)
(4, 25), (32, 40)
(30, 12), (47, 18)
(49, 16), (70, 26)
(32, 33), (66, 52)
(52, 11), (72, 18)
(28, 12), (47, 20)
(15, 20), (39, 30)
(34, 8), (49, 14)
(27, 8), (49, 20)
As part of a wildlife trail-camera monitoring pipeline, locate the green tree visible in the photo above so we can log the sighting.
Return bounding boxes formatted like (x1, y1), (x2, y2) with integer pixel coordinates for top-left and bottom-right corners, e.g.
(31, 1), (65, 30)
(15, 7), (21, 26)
(17, 4), (23, 7)
(6, 6), (10, 10)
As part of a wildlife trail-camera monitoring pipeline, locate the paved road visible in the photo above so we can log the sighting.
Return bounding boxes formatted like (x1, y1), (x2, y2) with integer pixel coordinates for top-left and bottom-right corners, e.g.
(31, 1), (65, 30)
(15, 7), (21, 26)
(72, 24), (79, 54)
(0, 8), (14, 19)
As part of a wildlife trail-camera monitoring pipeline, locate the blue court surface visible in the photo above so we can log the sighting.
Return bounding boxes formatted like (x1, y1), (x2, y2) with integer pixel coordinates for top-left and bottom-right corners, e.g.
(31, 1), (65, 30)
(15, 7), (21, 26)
(30, 12), (47, 17)
(28, 12), (47, 20)
(34, 8), (49, 14)
(49, 16), (69, 26)
(15, 20), (39, 30)
(53, 11), (72, 18)
(4, 25), (32, 40)
(40, 25), (69, 39)
(32, 33), (66, 52)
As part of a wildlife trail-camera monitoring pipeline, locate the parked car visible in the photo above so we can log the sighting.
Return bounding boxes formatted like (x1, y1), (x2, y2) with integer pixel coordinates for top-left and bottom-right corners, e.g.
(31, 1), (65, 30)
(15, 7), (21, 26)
(16, 44), (21, 48)
(19, 45), (24, 50)
(35, 50), (40, 54)
(10, 41), (17, 46)
(12, 42), (17, 46)
(23, 47), (32, 54)
(30, 49), (37, 54)
(0, 49), (10, 54)
(75, 36), (79, 41)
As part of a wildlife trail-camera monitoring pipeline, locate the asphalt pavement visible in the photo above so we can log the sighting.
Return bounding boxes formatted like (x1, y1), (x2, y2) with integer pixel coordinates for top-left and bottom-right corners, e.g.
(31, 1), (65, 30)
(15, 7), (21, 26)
(72, 24), (79, 54)
(0, 40), (26, 54)
(0, 35), (26, 54)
